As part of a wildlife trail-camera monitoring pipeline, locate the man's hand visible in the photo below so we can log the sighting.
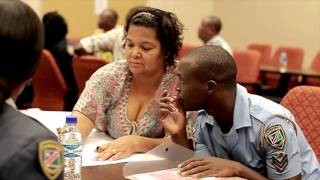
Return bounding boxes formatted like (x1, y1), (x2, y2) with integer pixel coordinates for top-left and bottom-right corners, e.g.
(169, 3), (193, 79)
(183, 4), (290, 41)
(178, 157), (241, 178)
(159, 91), (187, 136)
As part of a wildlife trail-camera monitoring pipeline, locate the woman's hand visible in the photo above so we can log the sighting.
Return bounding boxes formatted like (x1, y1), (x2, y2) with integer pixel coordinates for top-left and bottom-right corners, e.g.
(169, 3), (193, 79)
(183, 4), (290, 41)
(95, 135), (139, 161)
(178, 157), (242, 178)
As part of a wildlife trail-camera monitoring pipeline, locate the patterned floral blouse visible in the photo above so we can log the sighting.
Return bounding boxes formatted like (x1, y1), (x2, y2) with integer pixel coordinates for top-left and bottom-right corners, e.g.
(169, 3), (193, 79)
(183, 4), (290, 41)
(74, 60), (195, 139)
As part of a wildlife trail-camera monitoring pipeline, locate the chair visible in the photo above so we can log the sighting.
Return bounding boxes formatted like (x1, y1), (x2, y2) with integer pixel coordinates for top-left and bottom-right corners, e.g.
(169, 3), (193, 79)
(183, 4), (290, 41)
(176, 44), (197, 60)
(72, 55), (107, 94)
(233, 49), (261, 93)
(305, 51), (320, 86)
(281, 86), (320, 159)
(262, 46), (304, 89)
(32, 49), (68, 110)
(247, 43), (272, 66)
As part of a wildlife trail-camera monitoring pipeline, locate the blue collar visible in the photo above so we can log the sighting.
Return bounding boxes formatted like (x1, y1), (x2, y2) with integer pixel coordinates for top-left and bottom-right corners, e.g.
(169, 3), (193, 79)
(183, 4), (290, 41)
(203, 84), (252, 129)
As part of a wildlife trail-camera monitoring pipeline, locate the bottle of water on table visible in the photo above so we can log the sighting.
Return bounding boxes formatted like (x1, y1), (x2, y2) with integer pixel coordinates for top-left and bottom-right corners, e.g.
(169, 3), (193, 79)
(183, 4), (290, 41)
(59, 115), (82, 180)
(279, 51), (288, 72)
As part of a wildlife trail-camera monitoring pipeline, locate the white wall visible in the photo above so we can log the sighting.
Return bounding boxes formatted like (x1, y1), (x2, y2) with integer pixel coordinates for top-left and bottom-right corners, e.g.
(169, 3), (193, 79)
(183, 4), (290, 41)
(22, 0), (320, 67)
(22, 0), (42, 17)
(148, 0), (320, 68)
(147, 0), (214, 46)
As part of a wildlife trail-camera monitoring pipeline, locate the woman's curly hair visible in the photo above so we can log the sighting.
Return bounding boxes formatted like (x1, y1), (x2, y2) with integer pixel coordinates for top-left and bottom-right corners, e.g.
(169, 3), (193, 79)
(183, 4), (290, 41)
(124, 6), (183, 67)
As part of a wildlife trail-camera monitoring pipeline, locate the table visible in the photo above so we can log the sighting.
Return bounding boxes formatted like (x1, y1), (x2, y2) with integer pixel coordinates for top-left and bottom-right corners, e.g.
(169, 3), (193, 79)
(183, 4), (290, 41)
(260, 65), (320, 77)
(82, 163), (126, 180)
(21, 109), (239, 180)
(260, 65), (320, 96)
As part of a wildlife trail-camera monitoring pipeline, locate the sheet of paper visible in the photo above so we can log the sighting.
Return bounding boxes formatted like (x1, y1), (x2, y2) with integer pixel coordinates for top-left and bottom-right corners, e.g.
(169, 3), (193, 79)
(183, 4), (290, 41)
(127, 168), (221, 180)
(123, 141), (194, 177)
(81, 129), (162, 166)
(21, 108), (69, 135)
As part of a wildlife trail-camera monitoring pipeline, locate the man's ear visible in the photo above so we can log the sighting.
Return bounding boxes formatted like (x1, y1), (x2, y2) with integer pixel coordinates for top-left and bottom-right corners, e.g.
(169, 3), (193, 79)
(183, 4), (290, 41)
(207, 80), (217, 95)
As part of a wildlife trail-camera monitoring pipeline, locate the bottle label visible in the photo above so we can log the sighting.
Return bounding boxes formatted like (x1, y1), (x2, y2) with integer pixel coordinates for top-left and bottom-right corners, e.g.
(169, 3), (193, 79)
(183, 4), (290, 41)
(64, 153), (80, 158)
(63, 144), (81, 150)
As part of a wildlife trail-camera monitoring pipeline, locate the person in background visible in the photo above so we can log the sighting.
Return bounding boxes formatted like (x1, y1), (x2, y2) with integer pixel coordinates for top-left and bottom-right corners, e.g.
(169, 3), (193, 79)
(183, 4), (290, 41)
(159, 45), (320, 179)
(73, 6), (196, 161)
(94, 8), (119, 34)
(74, 9), (124, 62)
(198, 16), (232, 55)
(0, 0), (63, 179)
(43, 11), (78, 111)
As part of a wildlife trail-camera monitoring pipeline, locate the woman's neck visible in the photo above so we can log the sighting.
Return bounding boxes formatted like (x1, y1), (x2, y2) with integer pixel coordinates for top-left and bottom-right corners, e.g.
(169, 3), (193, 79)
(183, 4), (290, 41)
(131, 70), (164, 93)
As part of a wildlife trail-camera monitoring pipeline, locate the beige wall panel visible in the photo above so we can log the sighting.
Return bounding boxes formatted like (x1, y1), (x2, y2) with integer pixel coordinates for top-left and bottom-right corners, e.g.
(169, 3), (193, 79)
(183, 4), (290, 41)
(212, 0), (320, 67)
(148, 0), (320, 67)
(42, 0), (145, 39)
(43, 0), (97, 39)
(22, 0), (42, 16)
(109, 0), (146, 25)
(147, 0), (214, 46)
(36, 0), (320, 67)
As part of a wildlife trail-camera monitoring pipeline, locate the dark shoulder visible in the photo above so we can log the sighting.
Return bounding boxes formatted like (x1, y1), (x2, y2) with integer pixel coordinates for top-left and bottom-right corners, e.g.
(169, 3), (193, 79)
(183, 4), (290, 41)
(0, 104), (57, 163)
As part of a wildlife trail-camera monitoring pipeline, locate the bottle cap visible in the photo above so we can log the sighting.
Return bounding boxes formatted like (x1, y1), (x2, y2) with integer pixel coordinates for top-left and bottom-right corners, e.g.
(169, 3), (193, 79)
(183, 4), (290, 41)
(66, 115), (77, 124)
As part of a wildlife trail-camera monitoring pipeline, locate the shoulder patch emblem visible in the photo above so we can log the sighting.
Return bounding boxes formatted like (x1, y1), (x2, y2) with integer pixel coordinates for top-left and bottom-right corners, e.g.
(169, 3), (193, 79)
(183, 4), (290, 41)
(264, 125), (286, 150)
(39, 140), (64, 180)
(272, 153), (288, 172)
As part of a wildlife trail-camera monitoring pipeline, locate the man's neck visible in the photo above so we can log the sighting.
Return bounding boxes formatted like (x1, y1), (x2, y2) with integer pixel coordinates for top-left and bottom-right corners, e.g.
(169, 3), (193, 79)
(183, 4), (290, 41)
(206, 88), (236, 133)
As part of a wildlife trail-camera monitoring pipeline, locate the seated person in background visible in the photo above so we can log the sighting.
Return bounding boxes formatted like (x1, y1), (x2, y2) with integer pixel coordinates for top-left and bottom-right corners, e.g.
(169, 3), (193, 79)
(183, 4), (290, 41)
(0, 0), (63, 179)
(160, 45), (320, 179)
(74, 9), (123, 62)
(94, 8), (118, 34)
(43, 11), (78, 111)
(73, 6), (196, 161)
(198, 16), (232, 55)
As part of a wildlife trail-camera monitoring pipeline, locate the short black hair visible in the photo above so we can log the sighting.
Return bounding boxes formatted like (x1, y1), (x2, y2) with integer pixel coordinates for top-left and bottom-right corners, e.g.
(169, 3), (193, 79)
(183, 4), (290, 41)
(206, 16), (222, 34)
(184, 45), (237, 87)
(102, 9), (118, 22)
(124, 6), (183, 67)
(0, 0), (43, 108)
(43, 11), (68, 48)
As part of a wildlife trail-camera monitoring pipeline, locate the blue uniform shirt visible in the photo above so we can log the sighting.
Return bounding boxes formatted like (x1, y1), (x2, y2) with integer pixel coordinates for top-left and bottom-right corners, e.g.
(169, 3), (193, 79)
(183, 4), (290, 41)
(194, 84), (320, 179)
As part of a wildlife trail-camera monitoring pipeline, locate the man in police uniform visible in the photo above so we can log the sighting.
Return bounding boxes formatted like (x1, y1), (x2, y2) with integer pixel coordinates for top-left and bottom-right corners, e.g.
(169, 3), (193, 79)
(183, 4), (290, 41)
(159, 45), (320, 179)
(0, 1), (63, 179)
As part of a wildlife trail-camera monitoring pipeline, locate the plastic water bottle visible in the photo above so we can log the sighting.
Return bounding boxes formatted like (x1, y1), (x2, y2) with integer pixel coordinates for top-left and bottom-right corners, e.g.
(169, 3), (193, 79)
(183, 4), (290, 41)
(279, 51), (288, 72)
(59, 115), (82, 180)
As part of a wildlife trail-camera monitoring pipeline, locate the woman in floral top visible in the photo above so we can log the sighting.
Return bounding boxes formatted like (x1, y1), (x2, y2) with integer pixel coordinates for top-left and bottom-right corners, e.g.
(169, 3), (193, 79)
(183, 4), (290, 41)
(73, 6), (195, 160)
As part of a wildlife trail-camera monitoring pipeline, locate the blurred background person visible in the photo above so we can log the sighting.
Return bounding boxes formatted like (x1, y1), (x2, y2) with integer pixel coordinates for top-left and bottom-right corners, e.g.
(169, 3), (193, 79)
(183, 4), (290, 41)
(94, 8), (118, 35)
(43, 11), (78, 111)
(74, 9), (123, 62)
(0, 0), (63, 179)
(198, 15), (232, 55)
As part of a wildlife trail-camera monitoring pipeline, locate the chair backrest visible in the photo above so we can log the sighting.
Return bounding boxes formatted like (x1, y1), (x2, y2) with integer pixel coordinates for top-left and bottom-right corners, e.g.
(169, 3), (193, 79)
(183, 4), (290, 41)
(247, 43), (272, 66)
(233, 49), (261, 83)
(271, 46), (304, 69)
(305, 51), (320, 86)
(72, 55), (107, 94)
(177, 44), (197, 60)
(233, 49), (261, 93)
(310, 51), (320, 71)
(281, 86), (320, 159)
(32, 49), (67, 110)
